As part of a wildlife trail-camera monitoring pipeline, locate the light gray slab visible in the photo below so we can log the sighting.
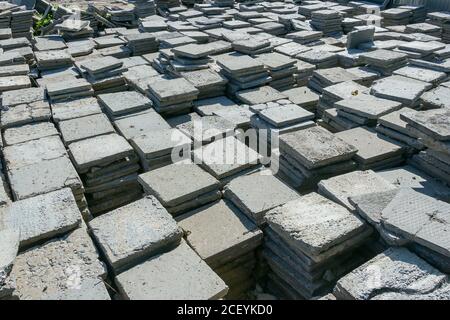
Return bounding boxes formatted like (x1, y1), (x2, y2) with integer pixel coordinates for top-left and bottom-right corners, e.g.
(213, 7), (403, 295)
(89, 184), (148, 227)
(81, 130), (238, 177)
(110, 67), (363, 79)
(115, 240), (228, 300)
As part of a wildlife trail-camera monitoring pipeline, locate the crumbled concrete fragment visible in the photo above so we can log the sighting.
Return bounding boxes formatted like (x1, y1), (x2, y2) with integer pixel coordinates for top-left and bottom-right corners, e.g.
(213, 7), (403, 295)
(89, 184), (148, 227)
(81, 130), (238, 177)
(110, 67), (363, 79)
(334, 247), (447, 300)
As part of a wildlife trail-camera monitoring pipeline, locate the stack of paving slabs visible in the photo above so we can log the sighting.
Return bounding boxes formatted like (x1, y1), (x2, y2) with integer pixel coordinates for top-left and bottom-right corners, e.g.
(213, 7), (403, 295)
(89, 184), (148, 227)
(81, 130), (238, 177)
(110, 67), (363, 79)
(359, 49), (408, 76)
(311, 10), (343, 35)
(297, 49), (339, 69)
(180, 68), (228, 99)
(192, 136), (262, 186)
(442, 22), (450, 44)
(78, 56), (128, 94)
(405, 23), (441, 38)
(400, 5), (427, 23)
(335, 127), (405, 170)
(51, 97), (103, 124)
(255, 22), (286, 36)
(251, 102), (316, 148)
(333, 247), (450, 300)
(232, 38), (272, 56)
(370, 75), (432, 108)
(139, 16), (168, 32)
(0, 74), (30, 93)
(0, 98), (50, 129)
(8, 228), (110, 300)
(107, 4), (137, 27)
(342, 17), (365, 33)
(132, 0), (157, 18)
(3, 131), (87, 217)
(286, 30), (323, 45)
(126, 33), (158, 55)
(98, 91), (153, 120)
(169, 43), (215, 74)
(393, 65), (446, 87)
(293, 60), (315, 86)
(223, 171), (300, 226)
(68, 133), (142, 216)
(317, 170), (398, 212)
(333, 93), (402, 128)
(35, 50), (73, 71)
(46, 77), (94, 103)
(55, 19), (94, 41)
(178, 200), (263, 298)
(216, 52), (270, 95)
(147, 77), (199, 115)
(88, 195), (182, 274)
(308, 67), (359, 93)
(396, 41), (445, 60)
(420, 86), (450, 109)
(298, 3), (328, 19)
(256, 52), (297, 90)
(319, 80), (369, 119)
(381, 8), (412, 27)
(376, 108), (424, 151)
(264, 193), (373, 299)
(114, 239), (228, 299)
(0, 188), (82, 250)
(276, 126), (358, 189)
(175, 115), (235, 146)
(130, 128), (191, 171)
(57, 113), (116, 146)
(282, 86), (320, 112)
(138, 163), (221, 216)
(400, 108), (450, 185)
(113, 109), (171, 141)
(10, 9), (33, 39)
(377, 188), (450, 272)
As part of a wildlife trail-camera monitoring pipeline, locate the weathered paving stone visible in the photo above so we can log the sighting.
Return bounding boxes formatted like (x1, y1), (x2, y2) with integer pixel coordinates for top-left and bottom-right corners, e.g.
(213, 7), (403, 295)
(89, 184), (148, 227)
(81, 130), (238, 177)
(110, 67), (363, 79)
(1, 100), (51, 129)
(381, 188), (450, 258)
(0, 228), (19, 299)
(115, 240), (228, 300)
(114, 111), (171, 140)
(89, 196), (182, 273)
(420, 86), (450, 109)
(0, 188), (82, 249)
(59, 113), (115, 145)
(176, 115), (236, 145)
(318, 170), (397, 211)
(236, 86), (287, 105)
(68, 133), (135, 173)
(3, 122), (59, 146)
(279, 126), (358, 170)
(192, 136), (261, 181)
(336, 127), (404, 166)
(281, 86), (319, 109)
(0, 75), (31, 92)
(8, 156), (83, 201)
(1, 87), (46, 108)
(258, 104), (314, 127)
(3, 135), (67, 171)
(10, 228), (110, 300)
(194, 96), (239, 116)
(52, 97), (102, 122)
(333, 247), (448, 300)
(178, 200), (263, 268)
(138, 163), (220, 209)
(334, 94), (402, 120)
(223, 172), (300, 225)
(400, 108), (450, 141)
(265, 193), (371, 259)
(376, 165), (450, 202)
(98, 91), (152, 118)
